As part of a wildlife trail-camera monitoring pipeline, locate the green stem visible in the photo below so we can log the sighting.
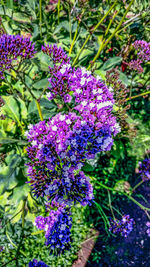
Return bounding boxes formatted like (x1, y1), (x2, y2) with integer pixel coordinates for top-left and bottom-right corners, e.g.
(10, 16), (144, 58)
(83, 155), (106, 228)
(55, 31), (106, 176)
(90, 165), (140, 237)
(58, 0), (61, 24)
(132, 180), (144, 192)
(31, 230), (45, 235)
(11, 68), (44, 121)
(22, 199), (26, 229)
(39, 0), (42, 37)
(6, 209), (23, 226)
(107, 190), (115, 220)
(88, 0), (134, 69)
(6, 231), (27, 257)
(36, 100), (44, 121)
(126, 90), (150, 101)
(94, 200), (110, 229)
(72, 0), (117, 67)
(69, 10), (85, 55)
(105, 11), (119, 37)
(96, 182), (150, 212)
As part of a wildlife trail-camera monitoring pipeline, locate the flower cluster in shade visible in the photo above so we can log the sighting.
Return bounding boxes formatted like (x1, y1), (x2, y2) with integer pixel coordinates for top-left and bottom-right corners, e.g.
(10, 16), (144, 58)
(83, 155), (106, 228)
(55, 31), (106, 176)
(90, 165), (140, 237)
(109, 215), (134, 237)
(129, 40), (150, 73)
(146, 221), (150, 237)
(35, 206), (72, 254)
(138, 158), (150, 181)
(0, 34), (36, 79)
(28, 259), (49, 267)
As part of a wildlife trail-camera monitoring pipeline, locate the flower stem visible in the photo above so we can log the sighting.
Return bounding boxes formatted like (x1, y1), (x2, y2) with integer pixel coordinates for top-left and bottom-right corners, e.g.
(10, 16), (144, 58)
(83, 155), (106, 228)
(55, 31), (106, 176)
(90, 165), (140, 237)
(58, 0), (61, 24)
(39, 0), (42, 37)
(69, 10), (85, 55)
(107, 190), (115, 220)
(125, 90), (150, 101)
(95, 181), (150, 211)
(72, 0), (117, 67)
(6, 231), (27, 257)
(132, 180), (144, 192)
(88, 0), (135, 69)
(36, 100), (44, 121)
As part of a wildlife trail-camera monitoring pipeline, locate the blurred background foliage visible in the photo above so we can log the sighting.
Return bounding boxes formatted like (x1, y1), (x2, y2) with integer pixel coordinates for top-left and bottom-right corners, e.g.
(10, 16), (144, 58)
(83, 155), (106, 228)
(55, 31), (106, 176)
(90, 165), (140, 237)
(0, 0), (150, 265)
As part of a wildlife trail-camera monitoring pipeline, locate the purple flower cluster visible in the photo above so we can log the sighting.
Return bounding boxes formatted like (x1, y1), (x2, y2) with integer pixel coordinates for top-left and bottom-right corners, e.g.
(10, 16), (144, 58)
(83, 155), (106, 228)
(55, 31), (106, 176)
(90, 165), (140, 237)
(133, 40), (150, 62)
(29, 259), (49, 267)
(26, 113), (94, 205)
(35, 207), (72, 253)
(0, 34), (36, 79)
(109, 215), (134, 237)
(139, 158), (150, 181)
(129, 40), (150, 73)
(26, 44), (121, 252)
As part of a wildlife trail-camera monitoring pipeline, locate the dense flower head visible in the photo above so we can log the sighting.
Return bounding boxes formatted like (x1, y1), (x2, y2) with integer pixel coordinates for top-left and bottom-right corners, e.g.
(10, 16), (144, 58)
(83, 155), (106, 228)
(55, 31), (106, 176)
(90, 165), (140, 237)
(109, 215), (134, 237)
(25, 110), (117, 204)
(139, 158), (150, 181)
(28, 259), (49, 267)
(0, 34), (36, 79)
(129, 40), (150, 73)
(128, 59), (143, 73)
(35, 207), (72, 254)
(133, 40), (150, 62)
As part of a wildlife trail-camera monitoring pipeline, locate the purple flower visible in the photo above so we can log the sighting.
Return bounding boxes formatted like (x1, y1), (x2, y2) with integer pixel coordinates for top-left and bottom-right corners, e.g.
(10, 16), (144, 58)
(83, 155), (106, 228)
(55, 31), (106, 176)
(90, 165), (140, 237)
(139, 158), (150, 181)
(0, 34), (36, 79)
(35, 207), (72, 254)
(109, 215), (134, 237)
(129, 40), (150, 73)
(28, 259), (49, 267)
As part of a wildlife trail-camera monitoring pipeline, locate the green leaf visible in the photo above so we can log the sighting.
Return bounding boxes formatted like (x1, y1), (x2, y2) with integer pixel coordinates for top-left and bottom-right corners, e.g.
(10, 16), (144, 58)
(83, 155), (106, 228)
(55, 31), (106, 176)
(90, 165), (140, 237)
(34, 52), (53, 71)
(9, 184), (30, 205)
(2, 96), (21, 125)
(40, 98), (57, 109)
(101, 56), (122, 71)
(119, 72), (129, 86)
(0, 166), (18, 195)
(7, 0), (13, 9)
(33, 78), (49, 89)
(0, 137), (27, 145)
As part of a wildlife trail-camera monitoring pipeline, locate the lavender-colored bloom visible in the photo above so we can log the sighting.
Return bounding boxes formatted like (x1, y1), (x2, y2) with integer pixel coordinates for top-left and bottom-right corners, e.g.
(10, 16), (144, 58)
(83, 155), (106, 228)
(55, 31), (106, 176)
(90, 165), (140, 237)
(128, 59), (143, 73)
(35, 207), (72, 254)
(0, 34), (36, 79)
(139, 158), (150, 181)
(109, 215), (134, 237)
(133, 40), (150, 62)
(28, 259), (49, 267)
(129, 40), (150, 73)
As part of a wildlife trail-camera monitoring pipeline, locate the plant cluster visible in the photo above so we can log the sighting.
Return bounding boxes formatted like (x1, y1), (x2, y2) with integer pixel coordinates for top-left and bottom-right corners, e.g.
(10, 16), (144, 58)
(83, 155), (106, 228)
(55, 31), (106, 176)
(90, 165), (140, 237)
(0, 0), (150, 266)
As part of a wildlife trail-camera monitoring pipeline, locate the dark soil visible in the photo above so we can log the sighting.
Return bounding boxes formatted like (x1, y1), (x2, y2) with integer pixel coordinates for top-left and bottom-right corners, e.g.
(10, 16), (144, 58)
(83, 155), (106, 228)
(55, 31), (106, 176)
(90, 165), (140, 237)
(86, 180), (150, 267)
